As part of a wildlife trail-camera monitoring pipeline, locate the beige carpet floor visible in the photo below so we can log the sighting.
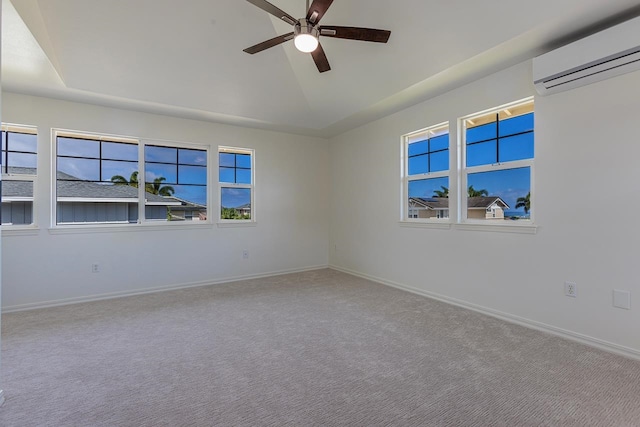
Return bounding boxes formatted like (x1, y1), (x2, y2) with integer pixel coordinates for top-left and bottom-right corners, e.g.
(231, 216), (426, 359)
(1, 268), (639, 426)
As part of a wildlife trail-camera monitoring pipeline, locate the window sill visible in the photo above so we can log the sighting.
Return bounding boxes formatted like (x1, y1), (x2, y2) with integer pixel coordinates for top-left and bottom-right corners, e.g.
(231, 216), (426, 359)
(454, 222), (537, 234)
(398, 221), (452, 230)
(1, 226), (40, 236)
(48, 222), (213, 235)
(217, 221), (257, 228)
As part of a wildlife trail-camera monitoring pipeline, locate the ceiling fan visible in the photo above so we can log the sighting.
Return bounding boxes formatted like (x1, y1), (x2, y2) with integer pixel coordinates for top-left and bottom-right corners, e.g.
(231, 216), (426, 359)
(243, 0), (391, 73)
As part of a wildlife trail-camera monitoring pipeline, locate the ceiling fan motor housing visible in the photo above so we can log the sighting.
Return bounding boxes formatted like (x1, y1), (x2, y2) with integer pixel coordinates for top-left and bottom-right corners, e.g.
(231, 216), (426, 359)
(295, 18), (319, 39)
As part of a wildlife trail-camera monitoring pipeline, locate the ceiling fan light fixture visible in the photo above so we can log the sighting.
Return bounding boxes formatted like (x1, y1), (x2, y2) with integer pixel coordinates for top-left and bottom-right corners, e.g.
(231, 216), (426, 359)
(294, 19), (319, 53)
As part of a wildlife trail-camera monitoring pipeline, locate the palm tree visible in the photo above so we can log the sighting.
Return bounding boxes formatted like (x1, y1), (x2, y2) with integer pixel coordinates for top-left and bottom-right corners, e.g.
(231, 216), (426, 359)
(111, 172), (174, 197)
(515, 192), (531, 213)
(146, 177), (175, 197)
(111, 171), (139, 187)
(468, 185), (489, 197)
(433, 186), (449, 198)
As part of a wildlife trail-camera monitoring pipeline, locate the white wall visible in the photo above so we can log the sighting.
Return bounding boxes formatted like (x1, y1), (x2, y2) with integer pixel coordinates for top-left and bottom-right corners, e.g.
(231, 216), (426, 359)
(1, 93), (330, 310)
(329, 61), (640, 356)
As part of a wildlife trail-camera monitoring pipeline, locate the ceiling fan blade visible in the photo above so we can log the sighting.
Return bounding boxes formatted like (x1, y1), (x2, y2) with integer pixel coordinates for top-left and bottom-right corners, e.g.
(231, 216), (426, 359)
(244, 32), (294, 54)
(306, 0), (334, 25)
(319, 26), (391, 43)
(246, 0), (297, 25)
(311, 43), (331, 73)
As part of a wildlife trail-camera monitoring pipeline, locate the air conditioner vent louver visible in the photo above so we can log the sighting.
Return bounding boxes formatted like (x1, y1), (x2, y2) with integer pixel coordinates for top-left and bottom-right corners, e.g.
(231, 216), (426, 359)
(533, 16), (640, 95)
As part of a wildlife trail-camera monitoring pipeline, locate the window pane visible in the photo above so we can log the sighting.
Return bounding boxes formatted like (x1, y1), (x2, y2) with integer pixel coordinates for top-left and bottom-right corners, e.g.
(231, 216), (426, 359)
(219, 167), (236, 183)
(7, 132), (37, 153)
(467, 167), (530, 220)
(102, 142), (138, 161)
(145, 163), (177, 184)
(429, 150), (448, 172)
(103, 160), (138, 183)
(1, 131), (6, 151)
(408, 154), (428, 175)
(179, 149), (207, 166)
(57, 157), (100, 181)
(178, 165), (207, 185)
(466, 122), (496, 144)
(499, 112), (534, 137)
(408, 140), (428, 157)
(221, 187), (251, 220)
(429, 134), (448, 152)
(219, 153), (236, 167)
(145, 185), (207, 221)
(58, 137), (100, 158)
(145, 145), (177, 163)
(499, 133), (534, 162)
(2, 180), (34, 225)
(407, 177), (450, 219)
(236, 169), (252, 184)
(235, 154), (251, 169)
(7, 152), (37, 169)
(467, 140), (496, 167)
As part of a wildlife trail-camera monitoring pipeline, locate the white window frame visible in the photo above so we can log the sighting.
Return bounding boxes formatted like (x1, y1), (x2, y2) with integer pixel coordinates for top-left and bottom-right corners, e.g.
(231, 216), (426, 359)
(1, 123), (38, 231)
(51, 129), (211, 230)
(218, 146), (255, 225)
(401, 122), (450, 225)
(458, 97), (535, 231)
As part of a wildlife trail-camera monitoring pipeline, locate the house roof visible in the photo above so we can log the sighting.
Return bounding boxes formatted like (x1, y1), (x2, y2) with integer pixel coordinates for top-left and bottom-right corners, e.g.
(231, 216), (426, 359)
(467, 197), (510, 209)
(409, 196), (510, 209)
(409, 197), (449, 210)
(2, 167), (178, 204)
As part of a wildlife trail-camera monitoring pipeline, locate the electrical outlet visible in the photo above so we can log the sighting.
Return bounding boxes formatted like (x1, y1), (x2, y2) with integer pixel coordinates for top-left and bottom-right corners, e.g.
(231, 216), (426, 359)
(242, 250), (249, 260)
(564, 281), (577, 298)
(91, 263), (100, 273)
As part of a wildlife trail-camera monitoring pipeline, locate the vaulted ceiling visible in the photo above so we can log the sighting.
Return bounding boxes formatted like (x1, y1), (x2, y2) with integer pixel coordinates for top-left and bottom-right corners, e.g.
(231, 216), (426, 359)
(3, 0), (640, 137)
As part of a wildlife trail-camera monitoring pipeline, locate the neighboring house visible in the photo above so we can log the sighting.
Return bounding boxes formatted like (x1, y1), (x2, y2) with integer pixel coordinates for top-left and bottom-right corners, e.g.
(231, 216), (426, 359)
(1, 167), (205, 224)
(165, 196), (207, 221)
(221, 203), (251, 219)
(408, 197), (450, 219)
(408, 196), (510, 220)
(235, 203), (251, 217)
(467, 197), (510, 219)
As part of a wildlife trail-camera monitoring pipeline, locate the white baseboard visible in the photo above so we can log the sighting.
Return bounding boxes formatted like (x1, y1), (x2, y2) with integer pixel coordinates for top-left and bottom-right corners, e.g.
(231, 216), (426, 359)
(2, 265), (329, 313)
(329, 264), (640, 361)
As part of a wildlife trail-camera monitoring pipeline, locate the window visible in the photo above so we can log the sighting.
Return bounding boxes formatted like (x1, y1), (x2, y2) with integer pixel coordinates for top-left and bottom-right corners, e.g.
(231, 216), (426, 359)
(219, 146), (254, 221)
(402, 123), (449, 221)
(144, 145), (208, 222)
(1, 124), (37, 226)
(461, 98), (534, 222)
(54, 130), (208, 225)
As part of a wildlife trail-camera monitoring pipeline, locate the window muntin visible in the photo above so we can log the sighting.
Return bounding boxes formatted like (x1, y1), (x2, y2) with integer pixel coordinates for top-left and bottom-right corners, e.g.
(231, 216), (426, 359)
(403, 123), (450, 221)
(1, 124), (38, 226)
(219, 147), (254, 221)
(462, 99), (534, 222)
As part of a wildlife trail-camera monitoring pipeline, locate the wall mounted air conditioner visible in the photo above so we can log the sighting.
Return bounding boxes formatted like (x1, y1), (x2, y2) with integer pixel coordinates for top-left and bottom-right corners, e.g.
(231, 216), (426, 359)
(533, 15), (640, 95)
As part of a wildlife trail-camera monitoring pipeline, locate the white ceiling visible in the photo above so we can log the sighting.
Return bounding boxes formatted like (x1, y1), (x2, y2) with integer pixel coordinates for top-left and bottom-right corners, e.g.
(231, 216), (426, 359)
(3, 0), (640, 137)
